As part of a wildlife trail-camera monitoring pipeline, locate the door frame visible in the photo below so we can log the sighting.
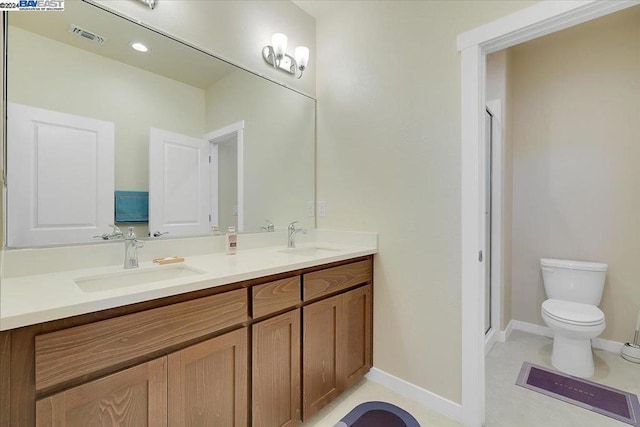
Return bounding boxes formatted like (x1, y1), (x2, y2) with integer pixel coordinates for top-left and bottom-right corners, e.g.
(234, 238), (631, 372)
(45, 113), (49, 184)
(204, 120), (245, 233)
(457, 1), (638, 425)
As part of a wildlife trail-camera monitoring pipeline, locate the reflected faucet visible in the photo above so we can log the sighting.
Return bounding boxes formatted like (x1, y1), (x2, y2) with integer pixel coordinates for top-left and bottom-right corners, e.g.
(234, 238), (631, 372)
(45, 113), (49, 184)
(261, 219), (275, 232)
(124, 227), (144, 269)
(287, 221), (307, 248)
(94, 224), (124, 240)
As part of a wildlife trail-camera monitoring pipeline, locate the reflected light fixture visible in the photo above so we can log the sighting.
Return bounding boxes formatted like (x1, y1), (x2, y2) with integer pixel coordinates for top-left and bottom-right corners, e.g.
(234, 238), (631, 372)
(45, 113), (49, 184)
(130, 42), (150, 53)
(262, 33), (310, 79)
(134, 0), (156, 9)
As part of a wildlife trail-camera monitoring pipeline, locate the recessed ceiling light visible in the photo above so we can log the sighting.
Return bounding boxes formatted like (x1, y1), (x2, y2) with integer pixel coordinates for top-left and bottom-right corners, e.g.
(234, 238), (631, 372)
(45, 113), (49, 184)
(130, 42), (150, 53)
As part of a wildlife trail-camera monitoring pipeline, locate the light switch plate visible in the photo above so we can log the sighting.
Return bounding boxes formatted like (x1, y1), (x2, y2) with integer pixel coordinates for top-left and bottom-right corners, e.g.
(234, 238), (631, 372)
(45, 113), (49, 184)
(318, 201), (326, 217)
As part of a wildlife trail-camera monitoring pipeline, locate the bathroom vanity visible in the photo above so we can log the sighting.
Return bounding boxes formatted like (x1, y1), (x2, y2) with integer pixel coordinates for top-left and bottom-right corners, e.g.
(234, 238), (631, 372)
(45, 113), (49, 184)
(0, 235), (376, 427)
(0, 1), (373, 425)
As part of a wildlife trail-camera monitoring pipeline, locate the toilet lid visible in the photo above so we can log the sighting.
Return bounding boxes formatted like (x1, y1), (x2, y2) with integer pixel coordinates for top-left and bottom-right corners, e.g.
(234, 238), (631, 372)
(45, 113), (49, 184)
(542, 299), (604, 326)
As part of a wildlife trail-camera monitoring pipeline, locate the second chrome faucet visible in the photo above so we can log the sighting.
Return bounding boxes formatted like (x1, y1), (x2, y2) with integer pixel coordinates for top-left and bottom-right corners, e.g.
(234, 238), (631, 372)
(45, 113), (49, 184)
(287, 221), (307, 248)
(124, 227), (144, 269)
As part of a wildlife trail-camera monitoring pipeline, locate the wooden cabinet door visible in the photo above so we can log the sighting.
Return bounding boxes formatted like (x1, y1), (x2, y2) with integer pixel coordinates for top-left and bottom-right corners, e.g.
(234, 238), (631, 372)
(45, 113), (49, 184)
(342, 285), (372, 389)
(35, 357), (167, 427)
(302, 294), (343, 420)
(168, 328), (248, 427)
(252, 309), (301, 427)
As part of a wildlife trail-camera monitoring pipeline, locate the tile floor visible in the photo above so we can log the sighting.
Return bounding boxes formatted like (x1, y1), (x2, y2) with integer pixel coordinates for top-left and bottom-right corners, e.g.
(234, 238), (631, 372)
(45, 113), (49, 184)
(303, 331), (640, 426)
(486, 330), (640, 426)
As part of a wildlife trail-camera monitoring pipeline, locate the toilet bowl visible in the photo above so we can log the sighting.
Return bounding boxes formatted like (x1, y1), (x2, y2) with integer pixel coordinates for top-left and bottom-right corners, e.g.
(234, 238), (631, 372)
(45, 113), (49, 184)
(541, 299), (605, 378)
(540, 258), (607, 378)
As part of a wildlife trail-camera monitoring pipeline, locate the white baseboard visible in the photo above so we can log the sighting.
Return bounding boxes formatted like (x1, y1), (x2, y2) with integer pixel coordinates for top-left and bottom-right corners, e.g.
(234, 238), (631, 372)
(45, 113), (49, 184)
(511, 320), (554, 338)
(496, 320), (515, 343)
(366, 367), (462, 422)
(485, 328), (498, 356)
(504, 319), (623, 354)
(593, 337), (624, 354)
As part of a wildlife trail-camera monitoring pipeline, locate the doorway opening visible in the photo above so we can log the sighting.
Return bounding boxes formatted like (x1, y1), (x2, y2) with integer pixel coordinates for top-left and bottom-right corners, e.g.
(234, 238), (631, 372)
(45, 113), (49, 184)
(204, 120), (245, 233)
(458, 2), (637, 425)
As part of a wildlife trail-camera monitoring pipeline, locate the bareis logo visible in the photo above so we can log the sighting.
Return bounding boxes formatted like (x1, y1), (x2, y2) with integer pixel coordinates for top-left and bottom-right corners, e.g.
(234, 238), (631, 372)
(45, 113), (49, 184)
(0, 0), (64, 11)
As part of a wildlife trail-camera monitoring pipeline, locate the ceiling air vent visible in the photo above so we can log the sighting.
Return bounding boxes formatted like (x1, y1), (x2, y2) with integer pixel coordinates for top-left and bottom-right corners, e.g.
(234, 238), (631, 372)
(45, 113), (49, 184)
(68, 25), (107, 45)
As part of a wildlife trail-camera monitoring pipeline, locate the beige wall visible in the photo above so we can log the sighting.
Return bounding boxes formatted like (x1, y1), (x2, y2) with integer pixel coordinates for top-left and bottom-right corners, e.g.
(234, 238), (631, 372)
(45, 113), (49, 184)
(205, 70), (315, 233)
(509, 6), (640, 343)
(8, 26), (205, 191)
(298, 0), (537, 404)
(1, 0), (544, 406)
(94, 0), (316, 97)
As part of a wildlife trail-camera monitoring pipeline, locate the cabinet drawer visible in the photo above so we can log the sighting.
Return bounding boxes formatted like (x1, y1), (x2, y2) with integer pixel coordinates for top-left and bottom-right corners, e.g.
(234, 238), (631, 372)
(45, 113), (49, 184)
(35, 288), (247, 392)
(252, 276), (301, 318)
(303, 259), (372, 301)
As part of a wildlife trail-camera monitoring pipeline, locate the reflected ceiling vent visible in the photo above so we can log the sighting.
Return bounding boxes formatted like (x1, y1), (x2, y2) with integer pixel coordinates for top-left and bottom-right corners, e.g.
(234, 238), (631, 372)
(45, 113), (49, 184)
(68, 25), (107, 45)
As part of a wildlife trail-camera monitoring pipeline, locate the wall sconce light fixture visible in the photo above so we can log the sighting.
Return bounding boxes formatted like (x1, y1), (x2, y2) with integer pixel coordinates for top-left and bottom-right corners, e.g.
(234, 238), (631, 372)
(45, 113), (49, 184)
(134, 0), (157, 9)
(262, 33), (309, 79)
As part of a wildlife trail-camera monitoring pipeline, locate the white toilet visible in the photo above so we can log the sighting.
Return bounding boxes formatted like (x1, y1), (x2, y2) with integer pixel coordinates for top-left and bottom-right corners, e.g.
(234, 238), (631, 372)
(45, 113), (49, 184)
(540, 258), (607, 378)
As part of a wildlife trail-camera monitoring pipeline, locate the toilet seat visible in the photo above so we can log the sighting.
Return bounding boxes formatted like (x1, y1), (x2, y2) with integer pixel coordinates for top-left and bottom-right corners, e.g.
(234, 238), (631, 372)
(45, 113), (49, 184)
(542, 299), (604, 326)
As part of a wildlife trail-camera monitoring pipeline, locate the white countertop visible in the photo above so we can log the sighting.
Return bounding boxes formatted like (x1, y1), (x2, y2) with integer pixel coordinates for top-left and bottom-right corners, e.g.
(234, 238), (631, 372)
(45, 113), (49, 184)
(0, 230), (377, 331)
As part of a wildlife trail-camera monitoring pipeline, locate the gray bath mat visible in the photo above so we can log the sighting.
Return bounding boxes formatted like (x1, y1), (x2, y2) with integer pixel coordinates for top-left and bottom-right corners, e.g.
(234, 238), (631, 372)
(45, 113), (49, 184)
(516, 362), (640, 426)
(334, 401), (420, 427)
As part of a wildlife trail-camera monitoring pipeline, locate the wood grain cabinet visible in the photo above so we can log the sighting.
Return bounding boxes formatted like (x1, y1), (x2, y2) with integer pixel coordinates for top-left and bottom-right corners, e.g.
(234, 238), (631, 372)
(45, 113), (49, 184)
(35, 328), (249, 427)
(35, 358), (168, 427)
(1, 256), (373, 427)
(252, 310), (301, 427)
(302, 285), (372, 421)
(169, 328), (248, 427)
(342, 285), (373, 390)
(302, 294), (343, 420)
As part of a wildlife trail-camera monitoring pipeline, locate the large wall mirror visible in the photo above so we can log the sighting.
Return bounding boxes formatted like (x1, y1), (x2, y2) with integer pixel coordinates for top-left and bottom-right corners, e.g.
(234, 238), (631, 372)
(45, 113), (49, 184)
(5, 0), (315, 247)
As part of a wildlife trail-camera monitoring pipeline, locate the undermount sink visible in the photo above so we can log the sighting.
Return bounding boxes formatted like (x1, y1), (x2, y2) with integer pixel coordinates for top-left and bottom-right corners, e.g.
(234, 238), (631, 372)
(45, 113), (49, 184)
(75, 264), (206, 293)
(278, 246), (341, 257)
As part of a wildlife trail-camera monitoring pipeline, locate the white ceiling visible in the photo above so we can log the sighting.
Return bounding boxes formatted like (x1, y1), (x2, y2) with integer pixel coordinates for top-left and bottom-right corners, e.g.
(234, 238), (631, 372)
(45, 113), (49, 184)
(291, 1), (325, 20)
(9, 0), (235, 89)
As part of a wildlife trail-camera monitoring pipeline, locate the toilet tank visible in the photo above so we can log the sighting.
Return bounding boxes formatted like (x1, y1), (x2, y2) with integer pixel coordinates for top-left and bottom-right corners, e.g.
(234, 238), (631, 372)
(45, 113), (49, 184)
(540, 258), (607, 305)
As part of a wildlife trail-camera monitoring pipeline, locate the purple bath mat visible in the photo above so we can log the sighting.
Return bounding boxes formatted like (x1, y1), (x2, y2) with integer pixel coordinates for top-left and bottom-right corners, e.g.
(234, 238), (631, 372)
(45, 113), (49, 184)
(334, 401), (420, 427)
(516, 362), (640, 426)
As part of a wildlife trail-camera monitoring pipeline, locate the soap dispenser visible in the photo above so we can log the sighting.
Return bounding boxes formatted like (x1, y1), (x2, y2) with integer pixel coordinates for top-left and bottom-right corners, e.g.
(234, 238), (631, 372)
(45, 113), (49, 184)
(226, 226), (237, 255)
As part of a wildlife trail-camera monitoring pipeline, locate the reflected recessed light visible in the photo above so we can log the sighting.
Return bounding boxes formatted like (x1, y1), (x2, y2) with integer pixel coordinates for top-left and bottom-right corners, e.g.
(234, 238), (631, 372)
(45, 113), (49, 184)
(130, 42), (150, 53)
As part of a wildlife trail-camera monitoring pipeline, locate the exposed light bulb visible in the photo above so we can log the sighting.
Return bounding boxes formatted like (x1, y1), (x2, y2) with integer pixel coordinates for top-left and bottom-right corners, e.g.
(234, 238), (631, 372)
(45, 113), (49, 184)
(294, 46), (309, 70)
(272, 33), (288, 59)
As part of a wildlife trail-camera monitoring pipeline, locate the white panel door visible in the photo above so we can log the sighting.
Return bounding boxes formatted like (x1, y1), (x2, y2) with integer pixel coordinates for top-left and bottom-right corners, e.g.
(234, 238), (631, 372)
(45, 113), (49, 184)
(7, 103), (115, 247)
(148, 128), (210, 237)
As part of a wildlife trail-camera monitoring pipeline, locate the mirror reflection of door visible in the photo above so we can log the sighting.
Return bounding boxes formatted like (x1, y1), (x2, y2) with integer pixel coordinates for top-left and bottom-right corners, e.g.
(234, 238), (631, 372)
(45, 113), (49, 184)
(148, 123), (244, 238)
(7, 103), (115, 247)
(148, 128), (210, 238)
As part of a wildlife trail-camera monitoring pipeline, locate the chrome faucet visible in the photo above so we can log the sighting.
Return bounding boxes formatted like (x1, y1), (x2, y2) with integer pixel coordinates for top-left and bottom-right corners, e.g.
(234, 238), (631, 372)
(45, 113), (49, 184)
(287, 221), (307, 248)
(124, 227), (144, 269)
